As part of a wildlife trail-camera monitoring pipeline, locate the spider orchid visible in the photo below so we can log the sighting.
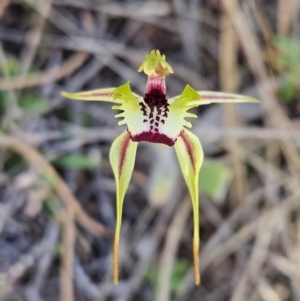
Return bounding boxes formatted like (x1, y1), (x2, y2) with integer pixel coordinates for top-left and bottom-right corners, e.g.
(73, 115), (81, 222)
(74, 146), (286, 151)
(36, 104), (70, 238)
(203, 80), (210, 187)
(60, 50), (258, 285)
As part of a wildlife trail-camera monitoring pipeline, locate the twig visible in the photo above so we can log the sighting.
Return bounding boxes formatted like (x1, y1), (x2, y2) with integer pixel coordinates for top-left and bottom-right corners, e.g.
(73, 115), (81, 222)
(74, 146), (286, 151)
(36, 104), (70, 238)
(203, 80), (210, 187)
(25, 220), (60, 301)
(248, 0), (278, 70)
(0, 134), (110, 237)
(0, 29), (210, 90)
(74, 259), (99, 300)
(20, 0), (53, 77)
(277, 0), (297, 35)
(257, 277), (282, 301)
(220, 0), (300, 173)
(4, 219), (59, 282)
(48, 0), (171, 17)
(230, 210), (275, 301)
(220, 6), (248, 204)
(31, 3), (144, 87)
(0, 43), (21, 122)
(157, 197), (191, 301)
(211, 193), (297, 271)
(60, 209), (75, 301)
(0, 0), (9, 17)
(173, 0), (199, 69)
(0, 52), (89, 90)
(177, 186), (300, 298)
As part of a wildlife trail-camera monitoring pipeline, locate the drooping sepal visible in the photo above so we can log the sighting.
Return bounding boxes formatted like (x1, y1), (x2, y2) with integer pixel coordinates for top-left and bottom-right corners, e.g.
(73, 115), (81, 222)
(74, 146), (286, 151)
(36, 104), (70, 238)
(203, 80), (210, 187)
(59, 87), (120, 103)
(109, 131), (138, 284)
(138, 49), (173, 76)
(174, 129), (204, 285)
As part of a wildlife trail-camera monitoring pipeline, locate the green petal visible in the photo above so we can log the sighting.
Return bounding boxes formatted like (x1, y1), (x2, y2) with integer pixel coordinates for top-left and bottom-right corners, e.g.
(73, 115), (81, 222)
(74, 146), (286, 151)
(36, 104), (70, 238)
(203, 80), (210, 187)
(112, 82), (149, 137)
(191, 91), (259, 106)
(169, 85), (200, 112)
(167, 86), (259, 140)
(160, 85), (199, 141)
(109, 131), (138, 284)
(169, 85), (259, 107)
(174, 129), (204, 285)
(59, 87), (121, 103)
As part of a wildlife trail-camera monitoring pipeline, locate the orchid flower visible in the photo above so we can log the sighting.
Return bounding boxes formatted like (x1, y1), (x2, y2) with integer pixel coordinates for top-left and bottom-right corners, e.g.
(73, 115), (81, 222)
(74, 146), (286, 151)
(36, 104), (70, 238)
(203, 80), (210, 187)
(60, 50), (258, 285)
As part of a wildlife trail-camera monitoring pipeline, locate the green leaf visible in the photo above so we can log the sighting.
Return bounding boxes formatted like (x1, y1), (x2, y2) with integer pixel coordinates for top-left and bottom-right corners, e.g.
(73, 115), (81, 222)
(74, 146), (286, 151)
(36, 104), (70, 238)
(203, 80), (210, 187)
(274, 37), (300, 68)
(199, 159), (232, 203)
(144, 259), (190, 297)
(0, 92), (7, 112)
(54, 153), (101, 169)
(170, 259), (190, 294)
(279, 81), (297, 103)
(3, 153), (26, 173)
(54, 242), (65, 258)
(144, 265), (158, 285)
(42, 173), (58, 188)
(0, 56), (20, 77)
(18, 96), (49, 115)
(274, 37), (300, 84)
(43, 197), (59, 216)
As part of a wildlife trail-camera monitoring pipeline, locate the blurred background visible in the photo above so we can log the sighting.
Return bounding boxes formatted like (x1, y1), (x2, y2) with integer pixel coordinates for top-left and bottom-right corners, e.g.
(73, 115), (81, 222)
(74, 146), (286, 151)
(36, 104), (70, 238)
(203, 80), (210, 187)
(0, 0), (300, 300)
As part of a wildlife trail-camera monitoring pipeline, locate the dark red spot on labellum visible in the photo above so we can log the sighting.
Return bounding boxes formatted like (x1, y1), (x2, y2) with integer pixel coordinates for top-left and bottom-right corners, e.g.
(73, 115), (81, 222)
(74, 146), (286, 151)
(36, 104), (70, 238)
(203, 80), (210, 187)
(144, 89), (168, 109)
(131, 131), (175, 146)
